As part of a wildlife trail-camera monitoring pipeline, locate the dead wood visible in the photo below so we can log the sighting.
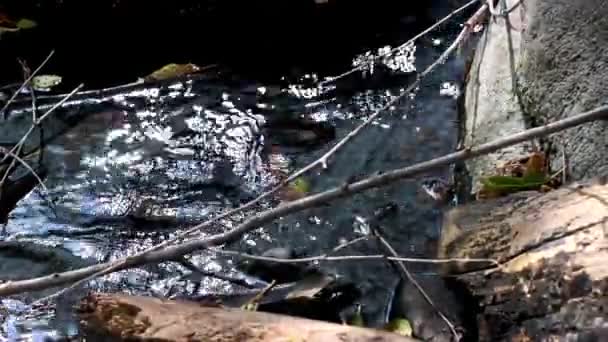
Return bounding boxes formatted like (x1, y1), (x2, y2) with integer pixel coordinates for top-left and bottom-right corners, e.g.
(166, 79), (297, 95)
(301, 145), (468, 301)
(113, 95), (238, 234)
(438, 176), (608, 340)
(78, 292), (418, 342)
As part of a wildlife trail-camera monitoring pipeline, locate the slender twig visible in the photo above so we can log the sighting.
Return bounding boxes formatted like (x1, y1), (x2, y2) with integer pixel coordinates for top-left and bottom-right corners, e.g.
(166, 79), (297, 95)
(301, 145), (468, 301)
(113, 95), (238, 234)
(177, 257), (258, 289)
(0, 84), (82, 225)
(20, 57), (46, 175)
(375, 232), (461, 341)
(562, 144), (568, 185)
(17, 58), (38, 123)
(487, 0), (522, 17)
(0, 50), (55, 119)
(212, 249), (498, 268)
(0, 143), (24, 187)
(0, 82), (23, 91)
(35, 84), (84, 124)
(242, 280), (276, 309)
(499, 0), (520, 95)
(0, 60), (40, 190)
(1, 83), (83, 167)
(330, 236), (370, 253)
(0, 147), (48, 194)
(6, 64), (221, 108)
(318, 0), (480, 87)
(2, 102), (608, 298)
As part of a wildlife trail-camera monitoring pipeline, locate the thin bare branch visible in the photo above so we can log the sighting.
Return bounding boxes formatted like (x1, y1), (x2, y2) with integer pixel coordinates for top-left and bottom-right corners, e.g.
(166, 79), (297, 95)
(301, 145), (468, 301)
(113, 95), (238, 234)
(487, 0), (523, 17)
(1, 83), (84, 166)
(318, 0), (480, 87)
(35, 84), (84, 124)
(375, 232), (461, 341)
(211, 249), (498, 268)
(0, 142), (24, 187)
(1, 50), (55, 119)
(2, 101), (608, 298)
(16, 58), (38, 122)
(0, 147), (48, 194)
(177, 257), (259, 289)
(242, 280), (277, 309)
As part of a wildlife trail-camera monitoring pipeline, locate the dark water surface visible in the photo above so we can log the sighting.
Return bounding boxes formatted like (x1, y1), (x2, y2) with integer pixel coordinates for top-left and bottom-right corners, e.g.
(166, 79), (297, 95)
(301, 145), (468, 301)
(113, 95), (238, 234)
(0, 3), (476, 340)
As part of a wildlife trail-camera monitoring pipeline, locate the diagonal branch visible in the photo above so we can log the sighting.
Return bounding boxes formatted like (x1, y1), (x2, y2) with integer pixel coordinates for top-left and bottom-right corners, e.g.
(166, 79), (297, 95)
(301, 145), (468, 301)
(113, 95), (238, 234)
(1, 102), (607, 298)
(318, 0), (480, 87)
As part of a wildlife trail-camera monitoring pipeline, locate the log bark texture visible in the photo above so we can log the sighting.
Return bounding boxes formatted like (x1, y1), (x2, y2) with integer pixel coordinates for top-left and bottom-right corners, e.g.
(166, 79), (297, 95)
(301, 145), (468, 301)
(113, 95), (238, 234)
(78, 292), (418, 342)
(438, 177), (608, 341)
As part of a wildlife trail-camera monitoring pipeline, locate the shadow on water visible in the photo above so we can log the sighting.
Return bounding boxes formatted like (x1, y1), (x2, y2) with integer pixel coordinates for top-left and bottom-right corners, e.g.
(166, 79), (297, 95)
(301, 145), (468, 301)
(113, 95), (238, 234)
(0, 1), (479, 340)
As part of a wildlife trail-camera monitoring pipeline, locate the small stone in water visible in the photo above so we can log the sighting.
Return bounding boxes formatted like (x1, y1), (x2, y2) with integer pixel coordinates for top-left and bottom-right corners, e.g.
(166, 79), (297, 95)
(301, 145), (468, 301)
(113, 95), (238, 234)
(308, 216), (322, 225)
(353, 216), (370, 236)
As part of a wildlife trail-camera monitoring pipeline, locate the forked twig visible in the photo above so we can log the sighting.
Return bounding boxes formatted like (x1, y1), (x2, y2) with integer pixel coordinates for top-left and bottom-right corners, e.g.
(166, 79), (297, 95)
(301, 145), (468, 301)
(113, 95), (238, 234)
(0, 83), (83, 205)
(0, 147), (48, 194)
(319, 0), (480, 87)
(0, 83), (84, 166)
(1, 50), (55, 119)
(374, 232), (460, 341)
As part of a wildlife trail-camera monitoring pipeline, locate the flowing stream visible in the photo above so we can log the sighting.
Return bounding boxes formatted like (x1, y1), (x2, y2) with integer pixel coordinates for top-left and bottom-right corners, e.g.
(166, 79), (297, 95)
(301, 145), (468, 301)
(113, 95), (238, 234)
(0, 3), (476, 340)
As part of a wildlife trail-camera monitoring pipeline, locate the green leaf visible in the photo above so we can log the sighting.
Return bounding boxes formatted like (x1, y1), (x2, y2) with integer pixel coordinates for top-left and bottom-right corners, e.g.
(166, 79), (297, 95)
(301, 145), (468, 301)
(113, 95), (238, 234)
(145, 63), (200, 81)
(481, 173), (548, 192)
(348, 304), (365, 327)
(290, 177), (310, 194)
(385, 318), (412, 337)
(16, 18), (37, 29)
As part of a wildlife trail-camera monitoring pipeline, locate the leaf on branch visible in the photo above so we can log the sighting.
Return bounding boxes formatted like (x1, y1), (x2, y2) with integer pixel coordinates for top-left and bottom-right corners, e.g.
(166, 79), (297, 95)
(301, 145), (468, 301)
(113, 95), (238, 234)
(279, 177), (311, 201)
(0, 15), (37, 38)
(143, 63), (202, 81)
(476, 151), (554, 199)
(15, 18), (37, 30)
(384, 318), (412, 337)
(291, 178), (311, 194)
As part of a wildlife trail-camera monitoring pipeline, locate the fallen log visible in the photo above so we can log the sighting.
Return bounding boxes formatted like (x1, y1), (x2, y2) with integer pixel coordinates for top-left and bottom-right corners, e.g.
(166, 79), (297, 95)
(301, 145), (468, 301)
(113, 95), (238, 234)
(438, 176), (608, 340)
(78, 292), (418, 342)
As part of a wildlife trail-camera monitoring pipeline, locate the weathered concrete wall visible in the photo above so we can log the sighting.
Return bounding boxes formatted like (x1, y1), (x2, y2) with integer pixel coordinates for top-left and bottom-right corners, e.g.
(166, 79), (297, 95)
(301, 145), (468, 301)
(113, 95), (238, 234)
(462, 0), (535, 194)
(519, 0), (608, 180)
(462, 0), (608, 193)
